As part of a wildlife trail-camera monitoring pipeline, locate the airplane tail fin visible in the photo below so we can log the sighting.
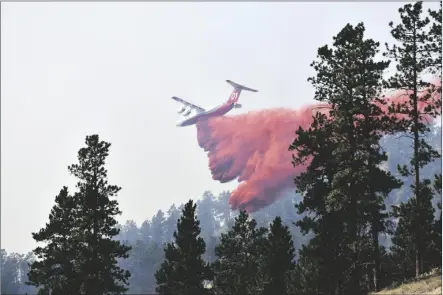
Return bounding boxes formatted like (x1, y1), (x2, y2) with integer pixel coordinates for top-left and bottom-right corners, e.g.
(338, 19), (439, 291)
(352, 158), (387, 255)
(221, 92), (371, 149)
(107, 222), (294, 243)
(226, 80), (258, 92)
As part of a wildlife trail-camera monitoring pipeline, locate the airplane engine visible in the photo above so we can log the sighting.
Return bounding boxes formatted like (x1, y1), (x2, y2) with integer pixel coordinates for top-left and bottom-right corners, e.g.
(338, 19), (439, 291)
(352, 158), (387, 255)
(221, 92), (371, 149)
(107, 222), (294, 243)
(234, 103), (242, 109)
(177, 107), (186, 114)
(183, 109), (192, 116)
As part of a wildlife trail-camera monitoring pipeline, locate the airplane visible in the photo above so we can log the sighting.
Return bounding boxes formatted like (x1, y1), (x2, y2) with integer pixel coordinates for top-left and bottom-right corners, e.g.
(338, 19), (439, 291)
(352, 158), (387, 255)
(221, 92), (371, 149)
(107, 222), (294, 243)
(172, 80), (258, 127)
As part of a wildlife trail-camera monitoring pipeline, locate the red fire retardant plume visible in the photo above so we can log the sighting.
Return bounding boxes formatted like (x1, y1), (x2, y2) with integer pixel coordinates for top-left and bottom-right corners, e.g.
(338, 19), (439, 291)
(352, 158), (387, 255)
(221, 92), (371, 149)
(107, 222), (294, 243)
(196, 84), (441, 212)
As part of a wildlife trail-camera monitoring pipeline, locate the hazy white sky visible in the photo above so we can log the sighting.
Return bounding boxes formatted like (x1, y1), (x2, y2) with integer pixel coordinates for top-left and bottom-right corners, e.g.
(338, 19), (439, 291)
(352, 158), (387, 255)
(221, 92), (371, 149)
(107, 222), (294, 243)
(2, 2), (439, 254)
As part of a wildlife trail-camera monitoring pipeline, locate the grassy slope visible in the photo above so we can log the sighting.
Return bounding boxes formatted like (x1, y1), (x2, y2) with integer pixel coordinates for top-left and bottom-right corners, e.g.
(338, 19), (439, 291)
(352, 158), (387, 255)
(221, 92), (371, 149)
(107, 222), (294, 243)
(371, 272), (442, 295)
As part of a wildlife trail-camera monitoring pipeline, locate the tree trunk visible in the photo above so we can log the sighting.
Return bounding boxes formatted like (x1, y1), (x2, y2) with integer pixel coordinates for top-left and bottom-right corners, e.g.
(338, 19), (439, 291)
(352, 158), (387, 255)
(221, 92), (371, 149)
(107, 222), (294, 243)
(372, 229), (380, 292)
(412, 24), (421, 279)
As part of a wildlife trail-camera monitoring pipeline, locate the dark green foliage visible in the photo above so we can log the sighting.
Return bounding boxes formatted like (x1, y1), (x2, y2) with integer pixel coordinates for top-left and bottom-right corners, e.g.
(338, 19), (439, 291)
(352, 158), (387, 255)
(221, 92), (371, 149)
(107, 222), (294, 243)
(384, 1), (439, 95)
(428, 1), (442, 75)
(384, 1), (442, 277)
(290, 22), (403, 294)
(292, 247), (321, 295)
(381, 125), (442, 208)
(155, 200), (212, 295)
(69, 135), (132, 295)
(112, 190), (311, 293)
(27, 187), (81, 295)
(263, 216), (296, 295)
(390, 179), (437, 278)
(4, 132), (441, 293)
(27, 135), (131, 295)
(3, 4), (442, 294)
(100, 126), (439, 294)
(212, 210), (268, 295)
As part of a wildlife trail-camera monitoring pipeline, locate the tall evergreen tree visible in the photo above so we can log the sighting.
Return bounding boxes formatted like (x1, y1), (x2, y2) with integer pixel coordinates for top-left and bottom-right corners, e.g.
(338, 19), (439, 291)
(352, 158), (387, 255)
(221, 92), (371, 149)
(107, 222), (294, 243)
(263, 216), (296, 295)
(384, 1), (442, 277)
(27, 187), (81, 295)
(390, 182), (436, 279)
(290, 109), (343, 295)
(212, 210), (268, 295)
(28, 135), (131, 295)
(70, 135), (131, 295)
(290, 23), (401, 294)
(155, 200), (212, 295)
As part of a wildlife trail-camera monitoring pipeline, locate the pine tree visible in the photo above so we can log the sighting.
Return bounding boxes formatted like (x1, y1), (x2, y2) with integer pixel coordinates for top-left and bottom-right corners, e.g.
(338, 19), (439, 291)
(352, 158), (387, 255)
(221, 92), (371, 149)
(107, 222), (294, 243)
(290, 108), (344, 295)
(390, 181), (436, 279)
(155, 200), (212, 295)
(384, 1), (442, 277)
(71, 135), (132, 295)
(212, 210), (268, 295)
(27, 187), (81, 295)
(290, 22), (401, 294)
(292, 247), (322, 295)
(27, 135), (131, 295)
(263, 216), (296, 295)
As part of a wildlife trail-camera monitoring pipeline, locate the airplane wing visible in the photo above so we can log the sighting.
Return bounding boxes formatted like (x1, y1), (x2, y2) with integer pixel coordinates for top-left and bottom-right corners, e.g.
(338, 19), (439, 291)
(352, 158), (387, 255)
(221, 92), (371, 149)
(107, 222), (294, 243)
(171, 96), (206, 113)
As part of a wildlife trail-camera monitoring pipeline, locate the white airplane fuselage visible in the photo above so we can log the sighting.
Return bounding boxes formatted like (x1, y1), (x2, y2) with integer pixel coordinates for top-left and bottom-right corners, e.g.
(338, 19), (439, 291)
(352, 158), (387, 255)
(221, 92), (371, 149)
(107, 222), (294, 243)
(176, 102), (236, 127)
(173, 80), (258, 127)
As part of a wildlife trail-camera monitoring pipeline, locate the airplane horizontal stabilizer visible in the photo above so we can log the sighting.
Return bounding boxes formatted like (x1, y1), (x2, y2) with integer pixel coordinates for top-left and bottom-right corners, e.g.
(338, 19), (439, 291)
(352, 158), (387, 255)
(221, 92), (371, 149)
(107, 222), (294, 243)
(226, 80), (258, 92)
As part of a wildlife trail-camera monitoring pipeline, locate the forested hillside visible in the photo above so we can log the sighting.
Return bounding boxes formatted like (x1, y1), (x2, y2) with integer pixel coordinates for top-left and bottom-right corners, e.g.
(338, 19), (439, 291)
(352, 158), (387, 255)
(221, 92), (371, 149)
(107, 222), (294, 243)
(2, 2), (441, 295)
(2, 125), (440, 294)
